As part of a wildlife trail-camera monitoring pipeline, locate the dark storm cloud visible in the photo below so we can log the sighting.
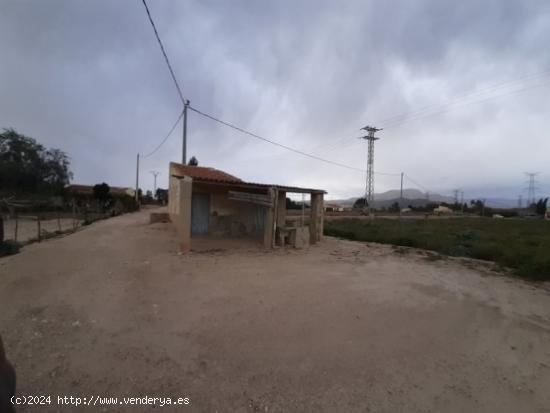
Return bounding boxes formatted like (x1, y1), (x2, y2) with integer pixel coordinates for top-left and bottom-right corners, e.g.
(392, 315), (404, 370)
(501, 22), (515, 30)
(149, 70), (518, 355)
(1, 0), (549, 199)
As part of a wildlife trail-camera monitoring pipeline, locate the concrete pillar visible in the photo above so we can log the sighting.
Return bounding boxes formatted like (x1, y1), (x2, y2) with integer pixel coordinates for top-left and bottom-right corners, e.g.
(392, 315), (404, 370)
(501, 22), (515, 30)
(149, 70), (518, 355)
(277, 190), (286, 228)
(309, 193), (324, 244)
(179, 177), (192, 252)
(318, 193), (324, 241)
(263, 188), (275, 248)
(168, 176), (193, 253)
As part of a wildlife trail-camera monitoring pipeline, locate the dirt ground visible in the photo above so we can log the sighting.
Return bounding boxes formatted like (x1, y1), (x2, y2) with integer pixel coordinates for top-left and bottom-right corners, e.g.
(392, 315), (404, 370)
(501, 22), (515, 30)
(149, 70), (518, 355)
(1, 208), (550, 412)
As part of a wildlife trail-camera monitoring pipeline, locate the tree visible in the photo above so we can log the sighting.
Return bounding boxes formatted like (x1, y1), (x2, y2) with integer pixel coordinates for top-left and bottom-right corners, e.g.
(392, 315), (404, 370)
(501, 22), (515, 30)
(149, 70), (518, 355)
(93, 183), (111, 202)
(155, 188), (168, 204)
(389, 201), (400, 213)
(535, 197), (548, 215)
(0, 128), (72, 194)
(286, 197), (302, 210)
(188, 156), (199, 166)
(353, 198), (368, 209)
(470, 199), (482, 213)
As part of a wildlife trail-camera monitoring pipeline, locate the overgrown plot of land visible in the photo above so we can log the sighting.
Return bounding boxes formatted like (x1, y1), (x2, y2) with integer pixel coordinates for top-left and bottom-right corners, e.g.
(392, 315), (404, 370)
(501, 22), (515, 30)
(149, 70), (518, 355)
(325, 218), (550, 279)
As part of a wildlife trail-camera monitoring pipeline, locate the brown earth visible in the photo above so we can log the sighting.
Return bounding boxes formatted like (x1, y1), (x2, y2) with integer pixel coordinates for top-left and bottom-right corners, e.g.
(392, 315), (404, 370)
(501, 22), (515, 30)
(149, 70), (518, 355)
(1, 208), (550, 412)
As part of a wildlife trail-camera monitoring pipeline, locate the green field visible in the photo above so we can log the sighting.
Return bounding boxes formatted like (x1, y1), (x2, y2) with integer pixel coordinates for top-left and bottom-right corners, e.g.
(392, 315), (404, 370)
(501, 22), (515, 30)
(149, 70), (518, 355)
(324, 218), (550, 281)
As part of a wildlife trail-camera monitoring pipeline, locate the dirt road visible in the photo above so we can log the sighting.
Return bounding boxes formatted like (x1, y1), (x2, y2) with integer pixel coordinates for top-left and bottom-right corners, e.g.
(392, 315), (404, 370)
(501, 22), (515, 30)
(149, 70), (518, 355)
(1, 209), (550, 412)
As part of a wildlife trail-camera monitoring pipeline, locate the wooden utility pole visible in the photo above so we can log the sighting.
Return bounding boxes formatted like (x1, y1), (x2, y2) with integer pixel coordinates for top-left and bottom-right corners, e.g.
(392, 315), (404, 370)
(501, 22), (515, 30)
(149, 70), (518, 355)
(182, 100), (190, 164)
(135, 153), (140, 204)
(399, 172), (404, 219)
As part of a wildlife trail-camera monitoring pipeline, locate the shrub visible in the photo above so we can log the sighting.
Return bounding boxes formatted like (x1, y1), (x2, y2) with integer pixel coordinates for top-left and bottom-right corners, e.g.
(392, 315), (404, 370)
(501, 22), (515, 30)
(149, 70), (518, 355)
(0, 240), (21, 257)
(112, 194), (138, 212)
(324, 218), (550, 281)
(392, 237), (416, 247)
(324, 227), (357, 240)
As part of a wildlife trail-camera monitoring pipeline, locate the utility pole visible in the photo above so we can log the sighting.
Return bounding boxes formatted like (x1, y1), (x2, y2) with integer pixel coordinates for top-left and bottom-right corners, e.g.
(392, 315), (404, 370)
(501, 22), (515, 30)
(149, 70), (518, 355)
(359, 125), (382, 214)
(460, 191), (464, 214)
(399, 172), (404, 219)
(518, 194), (523, 209)
(182, 100), (190, 164)
(400, 172), (404, 205)
(150, 170), (160, 198)
(453, 189), (460, 204)
(525, 172), (538, 206)
(135, 153), (140, 204)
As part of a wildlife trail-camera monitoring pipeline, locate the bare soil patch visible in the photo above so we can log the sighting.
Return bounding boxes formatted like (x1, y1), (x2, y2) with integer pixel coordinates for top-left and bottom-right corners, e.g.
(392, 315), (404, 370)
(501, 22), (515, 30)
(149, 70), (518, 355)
(1, 209), (549, 412)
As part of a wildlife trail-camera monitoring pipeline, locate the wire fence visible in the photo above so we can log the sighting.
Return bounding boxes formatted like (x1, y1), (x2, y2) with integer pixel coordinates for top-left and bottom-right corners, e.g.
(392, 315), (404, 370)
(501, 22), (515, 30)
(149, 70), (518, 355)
(0, 198), (113, 244)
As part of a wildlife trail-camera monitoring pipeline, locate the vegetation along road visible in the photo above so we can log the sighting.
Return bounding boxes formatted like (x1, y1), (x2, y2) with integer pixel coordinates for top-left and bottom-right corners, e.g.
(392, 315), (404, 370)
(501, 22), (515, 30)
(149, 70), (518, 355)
(325, 217), (550, 280)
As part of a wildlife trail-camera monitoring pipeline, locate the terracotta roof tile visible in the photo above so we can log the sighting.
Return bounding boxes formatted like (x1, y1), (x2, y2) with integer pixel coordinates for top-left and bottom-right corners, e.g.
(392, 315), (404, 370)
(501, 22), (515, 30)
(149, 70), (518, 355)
(170, 163), (242, 183)
(169, 162), (326, 194)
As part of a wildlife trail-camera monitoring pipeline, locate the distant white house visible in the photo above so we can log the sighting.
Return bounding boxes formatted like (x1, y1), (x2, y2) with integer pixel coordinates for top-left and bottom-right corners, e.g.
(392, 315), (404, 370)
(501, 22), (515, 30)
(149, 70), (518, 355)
(433, 205), (452, 215)
(325, 203), (345, 212)
(401, 207), (412, 213)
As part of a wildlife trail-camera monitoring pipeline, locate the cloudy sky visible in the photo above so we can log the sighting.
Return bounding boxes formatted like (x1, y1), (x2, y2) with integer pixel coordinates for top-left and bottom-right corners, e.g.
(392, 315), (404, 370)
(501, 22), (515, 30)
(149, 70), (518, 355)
(1, 0), (549, 200)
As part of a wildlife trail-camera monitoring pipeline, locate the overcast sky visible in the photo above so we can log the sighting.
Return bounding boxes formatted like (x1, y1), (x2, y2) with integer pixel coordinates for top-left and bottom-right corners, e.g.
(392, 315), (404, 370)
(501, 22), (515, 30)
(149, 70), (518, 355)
(1, 0), (549, 200)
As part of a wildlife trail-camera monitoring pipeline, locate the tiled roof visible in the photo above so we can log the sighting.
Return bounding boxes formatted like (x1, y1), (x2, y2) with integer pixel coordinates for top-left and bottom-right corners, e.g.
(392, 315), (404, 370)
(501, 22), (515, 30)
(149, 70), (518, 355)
(170, 163), (242, 183)
(170, 162), (326, 194)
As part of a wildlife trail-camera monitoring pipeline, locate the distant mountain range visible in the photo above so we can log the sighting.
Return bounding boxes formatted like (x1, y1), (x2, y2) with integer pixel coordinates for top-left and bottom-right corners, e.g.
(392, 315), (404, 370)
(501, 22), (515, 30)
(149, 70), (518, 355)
(329, 189), (519, 209)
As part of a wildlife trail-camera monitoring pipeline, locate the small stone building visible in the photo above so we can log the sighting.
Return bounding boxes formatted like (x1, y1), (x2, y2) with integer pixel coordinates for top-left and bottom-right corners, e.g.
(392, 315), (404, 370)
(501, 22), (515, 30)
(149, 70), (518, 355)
(168, 162), (325, 252)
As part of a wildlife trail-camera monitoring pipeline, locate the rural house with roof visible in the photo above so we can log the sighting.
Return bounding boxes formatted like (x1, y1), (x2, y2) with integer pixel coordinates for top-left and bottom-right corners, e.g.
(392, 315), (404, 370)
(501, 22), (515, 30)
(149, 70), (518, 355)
(167, 162), (325, 252)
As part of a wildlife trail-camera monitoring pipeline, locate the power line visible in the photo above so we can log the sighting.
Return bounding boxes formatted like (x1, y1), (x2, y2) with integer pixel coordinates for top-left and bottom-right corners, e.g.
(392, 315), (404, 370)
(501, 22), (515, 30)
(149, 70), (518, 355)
(379, 69), (550, 129)
(189, 105), (400, 176)
(141, 0), (186, 106)
(141, 109), (184, 158)
(379, 68), (550, 127)
(387, 80), (550, 129)
(379, 68), (550, 125)
(403, 173), (434, 194)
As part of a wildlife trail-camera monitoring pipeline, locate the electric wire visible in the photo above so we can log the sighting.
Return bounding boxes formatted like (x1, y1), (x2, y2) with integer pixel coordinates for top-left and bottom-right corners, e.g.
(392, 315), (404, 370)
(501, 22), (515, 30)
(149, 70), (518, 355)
(189, 105), (400, 176)
(403, 173), (433, 194)
(141, 109), (184, 158)
(380, 69), (550, 129)
(141, 0), (186, 106)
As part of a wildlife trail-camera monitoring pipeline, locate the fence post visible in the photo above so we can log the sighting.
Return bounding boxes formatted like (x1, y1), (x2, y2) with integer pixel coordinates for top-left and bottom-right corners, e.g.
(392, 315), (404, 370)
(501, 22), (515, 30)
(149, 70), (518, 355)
(37, 214), (42, 242)
(14, 211), (18, 242)
(57, 209), (62, 232)
(72, 201), (76, 231)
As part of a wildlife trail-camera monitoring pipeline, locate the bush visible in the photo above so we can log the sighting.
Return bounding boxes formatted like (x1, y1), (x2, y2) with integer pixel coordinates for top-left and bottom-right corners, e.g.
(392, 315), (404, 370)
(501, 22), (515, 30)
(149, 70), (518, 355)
(324, 227), (357, 240)
(470, 244), (501, 261)
(112, 194), (138, 213)
(0, 240), (21, 257)
(324, 218), (550, 281)
(392, 237), (416, 247)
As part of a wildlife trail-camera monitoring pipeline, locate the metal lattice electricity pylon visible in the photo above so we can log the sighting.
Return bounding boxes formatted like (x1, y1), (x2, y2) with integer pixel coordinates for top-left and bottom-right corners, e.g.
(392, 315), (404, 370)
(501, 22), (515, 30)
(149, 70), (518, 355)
(525, 172), (539, 206)
(360, 125), (382, 212)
